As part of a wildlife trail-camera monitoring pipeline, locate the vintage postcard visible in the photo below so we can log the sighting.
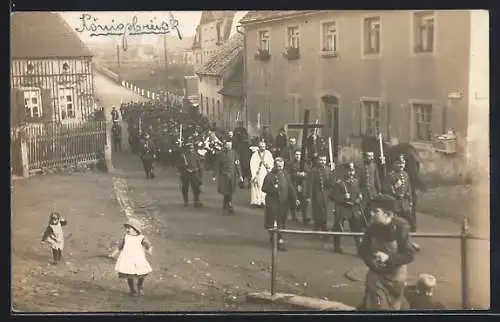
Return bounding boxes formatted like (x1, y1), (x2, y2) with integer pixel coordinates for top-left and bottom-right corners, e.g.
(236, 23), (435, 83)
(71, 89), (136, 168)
(11, 10), (490, 312)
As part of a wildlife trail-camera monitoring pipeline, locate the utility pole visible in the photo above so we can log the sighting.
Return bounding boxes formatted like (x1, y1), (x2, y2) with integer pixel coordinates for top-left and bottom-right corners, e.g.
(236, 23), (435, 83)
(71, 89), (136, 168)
(163, 34), (170, 104)
(116, 45), (121, 81)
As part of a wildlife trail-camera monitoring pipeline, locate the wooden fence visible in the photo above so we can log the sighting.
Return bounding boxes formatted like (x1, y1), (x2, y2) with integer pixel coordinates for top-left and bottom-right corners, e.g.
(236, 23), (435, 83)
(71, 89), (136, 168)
(11, 120), (108, 176)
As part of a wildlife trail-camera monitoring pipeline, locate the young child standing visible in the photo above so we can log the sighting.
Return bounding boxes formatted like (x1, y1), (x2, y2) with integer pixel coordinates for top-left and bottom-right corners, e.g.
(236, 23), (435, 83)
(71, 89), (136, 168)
(41, 212), (68, 265)
(109, 218), (153, 297)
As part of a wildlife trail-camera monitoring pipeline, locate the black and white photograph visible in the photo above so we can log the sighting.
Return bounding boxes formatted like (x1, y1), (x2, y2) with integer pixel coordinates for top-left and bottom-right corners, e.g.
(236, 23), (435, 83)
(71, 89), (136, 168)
(10, 10), (490, 312)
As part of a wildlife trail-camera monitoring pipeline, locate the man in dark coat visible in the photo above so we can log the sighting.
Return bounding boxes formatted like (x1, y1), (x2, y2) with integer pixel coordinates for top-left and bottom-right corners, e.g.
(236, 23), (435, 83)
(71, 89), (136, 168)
(140, 133), (156, 179)
(233, 121), (248, 151)
(384, 155), (414, 231)
(261, 125), (274, 151)
(359, 151), (382, 215)
(178, 142), (203, 208)
(286, 150), (310, 224)
(212, 140), (243, 215)
(280, 137), (298, 164)
(111, 121), (122, 152)
(305, 155), (335, 232)
(111, 106), (120, 123)
(305, 132), (323, 165)
(330, 162), (365, 253)
(273, 127), (288, 158)
(262, 157), (299, 251)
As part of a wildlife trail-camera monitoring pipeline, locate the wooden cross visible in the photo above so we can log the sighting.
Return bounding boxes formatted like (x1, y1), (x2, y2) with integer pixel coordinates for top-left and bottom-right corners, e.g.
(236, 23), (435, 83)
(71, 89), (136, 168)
(287, 109), (324, 171)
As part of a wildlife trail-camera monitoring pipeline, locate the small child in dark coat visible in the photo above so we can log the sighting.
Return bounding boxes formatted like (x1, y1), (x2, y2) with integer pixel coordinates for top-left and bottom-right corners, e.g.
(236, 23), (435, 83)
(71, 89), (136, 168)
(405, 273), (446, 310)
(41, 212), (67, 265)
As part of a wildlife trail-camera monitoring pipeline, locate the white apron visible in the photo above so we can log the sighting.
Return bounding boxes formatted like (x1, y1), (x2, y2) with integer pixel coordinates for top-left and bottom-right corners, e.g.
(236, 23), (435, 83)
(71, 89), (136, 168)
(250, 150), (274, 205)
(115, 234), (152, 276)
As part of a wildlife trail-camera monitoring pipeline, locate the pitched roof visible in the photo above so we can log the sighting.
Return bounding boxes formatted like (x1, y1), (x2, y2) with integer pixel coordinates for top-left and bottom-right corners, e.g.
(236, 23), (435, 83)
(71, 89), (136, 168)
(192, 11), (236, 49)
(196, 33), (243, 77)
(218, 68), (243, 98)
(11, 12), (92, 59)
(239, 10), (319, 25)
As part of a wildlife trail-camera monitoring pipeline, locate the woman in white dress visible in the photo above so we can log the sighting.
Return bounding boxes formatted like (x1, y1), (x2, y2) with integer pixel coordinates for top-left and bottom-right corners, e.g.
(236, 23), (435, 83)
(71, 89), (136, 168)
(250, 140), (274, 207)
(110, 218), (153, 296)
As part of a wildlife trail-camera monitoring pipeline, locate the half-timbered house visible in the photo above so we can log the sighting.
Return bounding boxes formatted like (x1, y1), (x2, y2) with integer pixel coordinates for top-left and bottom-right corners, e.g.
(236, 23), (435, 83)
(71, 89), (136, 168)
(11, 12), (94, 126)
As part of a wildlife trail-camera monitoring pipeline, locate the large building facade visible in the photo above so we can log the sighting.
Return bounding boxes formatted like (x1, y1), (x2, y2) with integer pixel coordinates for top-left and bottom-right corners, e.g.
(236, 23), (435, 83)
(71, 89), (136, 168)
(240, 10), (487, 148)
(11, 12), (94, 126)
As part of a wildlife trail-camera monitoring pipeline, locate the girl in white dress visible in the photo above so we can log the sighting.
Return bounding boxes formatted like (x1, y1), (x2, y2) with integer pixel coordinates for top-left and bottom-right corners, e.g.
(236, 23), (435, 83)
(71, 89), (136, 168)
(110, 218), (153, 296)
(41, 212), (68, 265)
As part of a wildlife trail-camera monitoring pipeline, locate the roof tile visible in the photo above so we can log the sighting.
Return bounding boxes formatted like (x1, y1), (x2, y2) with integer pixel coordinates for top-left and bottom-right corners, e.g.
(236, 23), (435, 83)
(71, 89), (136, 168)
(11, 12), (92, 58)
(195, 33), (243, 77)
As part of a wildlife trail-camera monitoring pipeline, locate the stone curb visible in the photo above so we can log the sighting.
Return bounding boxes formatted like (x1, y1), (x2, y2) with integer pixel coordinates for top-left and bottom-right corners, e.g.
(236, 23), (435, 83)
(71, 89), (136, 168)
(246, 291), (356, 311)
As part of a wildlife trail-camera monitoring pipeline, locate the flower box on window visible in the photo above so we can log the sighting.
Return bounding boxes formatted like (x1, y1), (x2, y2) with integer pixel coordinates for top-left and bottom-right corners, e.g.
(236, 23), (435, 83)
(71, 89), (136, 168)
(254, 49), (271, 61)
(283, 47), (300, 60)
(320, 48), (338, 58)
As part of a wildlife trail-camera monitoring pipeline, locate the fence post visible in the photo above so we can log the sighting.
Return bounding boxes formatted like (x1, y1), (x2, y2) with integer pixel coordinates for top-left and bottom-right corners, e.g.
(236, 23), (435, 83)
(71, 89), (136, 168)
(104, 121), (115, 173)
(460, 217), (470, 309)
(20, 137), (29, 178)
(271, 220), (278, 296)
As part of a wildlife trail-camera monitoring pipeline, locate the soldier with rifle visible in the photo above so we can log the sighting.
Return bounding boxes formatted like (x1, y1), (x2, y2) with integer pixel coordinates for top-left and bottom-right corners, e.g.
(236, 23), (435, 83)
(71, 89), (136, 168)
(178, 142), (203, 208)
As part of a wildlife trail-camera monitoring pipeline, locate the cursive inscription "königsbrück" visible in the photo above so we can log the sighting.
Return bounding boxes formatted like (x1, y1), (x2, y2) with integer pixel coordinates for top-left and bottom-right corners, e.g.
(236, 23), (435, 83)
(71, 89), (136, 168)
(75, 13), (180, 37)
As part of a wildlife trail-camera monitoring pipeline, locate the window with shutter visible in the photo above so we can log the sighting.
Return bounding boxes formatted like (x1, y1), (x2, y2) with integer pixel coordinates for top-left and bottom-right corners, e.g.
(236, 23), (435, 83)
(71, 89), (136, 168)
(21, 88), (43, 122)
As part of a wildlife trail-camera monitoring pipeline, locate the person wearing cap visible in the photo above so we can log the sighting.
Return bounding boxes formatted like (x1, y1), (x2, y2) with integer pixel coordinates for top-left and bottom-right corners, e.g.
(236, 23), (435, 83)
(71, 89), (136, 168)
(262, 156), (300, 251)
(111, 105), (120, 123)
(384, 154), (414, 232)
(273, 127), (288, 158)
(250, 140), (274, 207)
(404, 273), (446, 309)
(212, 140), (243, 215)
(330, 162), (365, 253)
(359, 151), (382, 214)
(305, 155), (335, 232)
(178, 141), (203, 208)
(140, 133), (156, 179)
(358, 194), (417, 310)
(286, 149), (310, 224)
(110, 218), (153, 297)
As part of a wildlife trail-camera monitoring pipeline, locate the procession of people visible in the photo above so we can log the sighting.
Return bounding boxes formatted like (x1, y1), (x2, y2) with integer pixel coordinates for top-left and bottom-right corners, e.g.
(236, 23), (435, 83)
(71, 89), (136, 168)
(108, 99), (431, 310)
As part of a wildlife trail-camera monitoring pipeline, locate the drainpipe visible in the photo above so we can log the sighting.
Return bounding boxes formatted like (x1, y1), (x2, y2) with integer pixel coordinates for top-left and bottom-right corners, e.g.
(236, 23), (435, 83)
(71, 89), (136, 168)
(236, 25), (248, 131)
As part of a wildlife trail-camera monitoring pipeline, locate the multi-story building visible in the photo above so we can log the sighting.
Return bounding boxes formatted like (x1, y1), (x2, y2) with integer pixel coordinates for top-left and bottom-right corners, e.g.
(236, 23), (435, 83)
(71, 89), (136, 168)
(196, 33), (243, 130)
(11, 12), (94, 125)
(239, 10), (488, 152)
(192, 11), (237, 72)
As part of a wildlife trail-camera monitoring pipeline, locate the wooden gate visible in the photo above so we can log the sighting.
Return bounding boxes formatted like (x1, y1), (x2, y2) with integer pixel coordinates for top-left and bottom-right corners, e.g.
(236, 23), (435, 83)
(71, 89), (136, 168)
(11, 120), (107, 175)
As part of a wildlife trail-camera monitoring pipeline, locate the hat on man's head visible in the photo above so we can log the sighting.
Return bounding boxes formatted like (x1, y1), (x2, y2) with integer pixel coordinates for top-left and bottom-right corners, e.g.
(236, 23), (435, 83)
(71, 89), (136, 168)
(369, 194), (397, 212)
(345, 162), (355, 170)
(395, 154), (406, 164)
(274, 156), (284, 162)
(365, 151), (374, 157)
(124, 218), (143, 234)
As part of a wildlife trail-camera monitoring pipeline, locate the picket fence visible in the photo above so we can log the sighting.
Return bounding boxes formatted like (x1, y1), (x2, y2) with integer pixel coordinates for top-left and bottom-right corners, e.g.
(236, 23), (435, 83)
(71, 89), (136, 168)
(11, 120), (108, 176)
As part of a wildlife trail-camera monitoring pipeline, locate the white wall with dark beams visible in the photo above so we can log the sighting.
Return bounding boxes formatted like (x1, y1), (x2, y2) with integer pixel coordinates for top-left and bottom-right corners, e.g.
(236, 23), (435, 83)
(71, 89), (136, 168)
(11, 57), (94, 124)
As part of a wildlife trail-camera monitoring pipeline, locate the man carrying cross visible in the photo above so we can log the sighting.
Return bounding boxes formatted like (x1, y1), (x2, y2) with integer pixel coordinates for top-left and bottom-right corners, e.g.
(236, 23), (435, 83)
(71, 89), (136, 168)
(287, 110), (326, 172)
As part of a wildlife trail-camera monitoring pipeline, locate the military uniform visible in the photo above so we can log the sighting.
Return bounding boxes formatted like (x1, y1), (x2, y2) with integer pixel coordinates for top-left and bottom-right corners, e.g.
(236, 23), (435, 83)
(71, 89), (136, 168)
(213, 148), (242, 214)
(306, 163), (335, 231)
(140, 136), (156, 179)
(178, 143), (203, 208)
(359, 159), (382, 214)
(385, 166), (414, 231)
(330, 163), (365, 253)
(286, 156), (310, 224)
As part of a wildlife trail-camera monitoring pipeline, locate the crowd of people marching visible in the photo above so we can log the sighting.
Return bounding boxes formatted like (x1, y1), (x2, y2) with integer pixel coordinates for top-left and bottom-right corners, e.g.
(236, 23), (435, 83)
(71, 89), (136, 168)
(104, 99), (444, 310)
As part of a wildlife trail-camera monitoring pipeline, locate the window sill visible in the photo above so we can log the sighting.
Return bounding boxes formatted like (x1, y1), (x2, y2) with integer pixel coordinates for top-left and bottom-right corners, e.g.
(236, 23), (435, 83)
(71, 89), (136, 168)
(320, 51), (338, 58)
